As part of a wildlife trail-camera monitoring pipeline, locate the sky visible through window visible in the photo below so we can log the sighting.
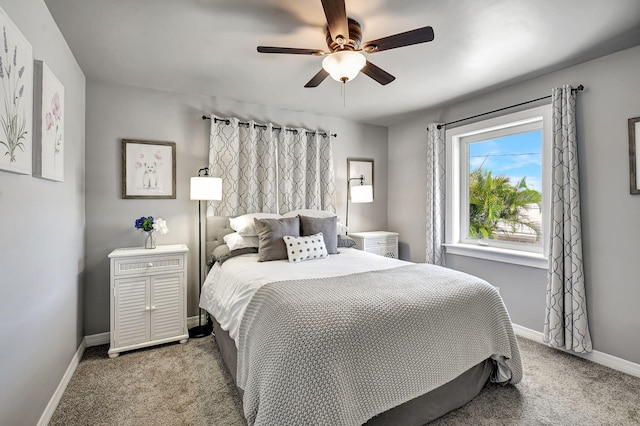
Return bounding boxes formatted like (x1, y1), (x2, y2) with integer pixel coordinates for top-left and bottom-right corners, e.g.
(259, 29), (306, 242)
(468, 130), (542, 191)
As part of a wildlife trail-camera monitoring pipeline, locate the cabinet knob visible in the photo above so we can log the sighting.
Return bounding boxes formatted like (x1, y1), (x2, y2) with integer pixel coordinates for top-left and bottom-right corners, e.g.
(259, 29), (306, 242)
(147, 262), (153, 267)
(145, 306), (150, 311)
(151, 306), (157, 311)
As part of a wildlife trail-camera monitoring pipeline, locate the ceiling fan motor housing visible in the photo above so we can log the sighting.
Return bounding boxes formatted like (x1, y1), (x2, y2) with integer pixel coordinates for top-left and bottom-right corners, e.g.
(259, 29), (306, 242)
(326, 18), (362, 52)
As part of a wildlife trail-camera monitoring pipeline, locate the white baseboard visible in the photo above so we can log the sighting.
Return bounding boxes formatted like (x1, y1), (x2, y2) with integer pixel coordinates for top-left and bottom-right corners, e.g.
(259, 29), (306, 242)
(37, 337), (87, 426)
(84, 315), (204, 348)
(187, 313), (206, 329)
(86, 331), (109, 347)
(512, 324), (640, 378)
(511, 324), (544, 342)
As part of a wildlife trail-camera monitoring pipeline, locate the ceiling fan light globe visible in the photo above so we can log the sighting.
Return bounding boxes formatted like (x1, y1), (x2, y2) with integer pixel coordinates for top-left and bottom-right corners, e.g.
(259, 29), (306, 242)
(322, 51), (366, 82)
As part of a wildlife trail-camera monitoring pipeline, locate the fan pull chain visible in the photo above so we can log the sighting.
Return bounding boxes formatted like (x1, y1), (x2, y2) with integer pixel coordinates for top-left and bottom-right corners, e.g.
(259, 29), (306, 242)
(342, 80), (346, 108)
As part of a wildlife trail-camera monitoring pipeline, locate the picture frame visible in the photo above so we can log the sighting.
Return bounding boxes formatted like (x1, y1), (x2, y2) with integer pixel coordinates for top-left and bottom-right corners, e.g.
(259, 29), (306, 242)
(629, 117), (640, 194)
(122, 139), (176, 199)
(347, 158), (374, 198)
(33, 60), (64, 181)
(0, 6), (33, 175)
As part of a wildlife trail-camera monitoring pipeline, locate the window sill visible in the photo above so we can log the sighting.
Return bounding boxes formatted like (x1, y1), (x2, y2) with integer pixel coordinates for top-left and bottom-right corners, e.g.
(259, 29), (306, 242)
(443, 243), (548, 269)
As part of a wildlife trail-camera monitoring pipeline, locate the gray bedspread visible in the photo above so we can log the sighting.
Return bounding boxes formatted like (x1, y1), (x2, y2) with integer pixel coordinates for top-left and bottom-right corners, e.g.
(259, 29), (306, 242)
(237, 263), (522, 426)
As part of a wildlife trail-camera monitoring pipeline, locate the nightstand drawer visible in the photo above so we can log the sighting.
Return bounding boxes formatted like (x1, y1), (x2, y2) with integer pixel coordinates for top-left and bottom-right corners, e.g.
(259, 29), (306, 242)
(113, 254), (184, 276)
(348, 231), (399, 258)
(367, 236), (397, 247)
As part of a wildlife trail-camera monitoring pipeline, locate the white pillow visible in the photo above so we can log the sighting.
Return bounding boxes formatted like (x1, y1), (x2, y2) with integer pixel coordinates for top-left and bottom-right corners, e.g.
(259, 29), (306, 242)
(283, 233), (328, 263)
(282, 209), (336, 218)
(337, 222), (347, 236)
(229, 213), (280, 236)
(223, 232), (259, 250)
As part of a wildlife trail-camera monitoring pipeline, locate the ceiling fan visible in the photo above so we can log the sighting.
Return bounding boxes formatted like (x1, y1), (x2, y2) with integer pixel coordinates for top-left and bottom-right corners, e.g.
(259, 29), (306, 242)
(257, 0), (435, 87)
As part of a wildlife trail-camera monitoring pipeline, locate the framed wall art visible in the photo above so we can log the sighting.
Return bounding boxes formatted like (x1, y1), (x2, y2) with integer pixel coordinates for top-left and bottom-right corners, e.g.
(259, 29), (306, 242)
(348, 158), (374, 197)
(0, 6), (33, 175)
(122, 139), (176, 199)
(33, 60), (64, 181)
(629, 116), (640, 194)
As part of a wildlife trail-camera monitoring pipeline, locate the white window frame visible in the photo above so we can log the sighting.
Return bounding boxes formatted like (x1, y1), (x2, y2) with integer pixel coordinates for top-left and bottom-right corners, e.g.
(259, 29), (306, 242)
(444, 105), (551, 269)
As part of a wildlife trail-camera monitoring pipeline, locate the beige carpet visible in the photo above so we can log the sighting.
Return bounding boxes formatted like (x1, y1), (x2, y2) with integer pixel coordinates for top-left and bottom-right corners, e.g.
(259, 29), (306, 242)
(50, 336), (640, 425)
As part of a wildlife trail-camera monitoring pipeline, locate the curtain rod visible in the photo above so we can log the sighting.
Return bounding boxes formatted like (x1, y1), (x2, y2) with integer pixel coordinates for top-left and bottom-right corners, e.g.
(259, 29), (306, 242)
(436, 84), (584, 130)
(202, 115), (337, 138)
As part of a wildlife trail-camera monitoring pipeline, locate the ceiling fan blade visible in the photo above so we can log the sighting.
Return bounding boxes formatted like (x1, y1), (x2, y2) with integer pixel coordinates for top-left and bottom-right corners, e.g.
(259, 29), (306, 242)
(321, 0), (349, 43)
(257, 46), (325, 55)
(362, 26), (434, 53)
(361, 61), (395, 85)
(304, 69), (330, 88)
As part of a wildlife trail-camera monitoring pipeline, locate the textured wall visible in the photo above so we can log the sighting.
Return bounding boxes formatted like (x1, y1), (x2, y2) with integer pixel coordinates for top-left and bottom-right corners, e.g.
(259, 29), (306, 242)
(388, 45), (640, 364)
(0, 0), (86, 424)
(84, 80), (389, 334)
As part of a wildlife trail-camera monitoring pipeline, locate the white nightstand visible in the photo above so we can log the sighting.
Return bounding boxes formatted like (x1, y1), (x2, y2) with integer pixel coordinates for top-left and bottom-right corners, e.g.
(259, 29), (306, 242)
(108, 244), (189, 358)
(348, 231), (399, 258)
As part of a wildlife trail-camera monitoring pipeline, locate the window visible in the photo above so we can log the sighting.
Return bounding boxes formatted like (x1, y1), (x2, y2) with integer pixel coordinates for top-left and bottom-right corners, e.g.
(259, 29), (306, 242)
(445, 105), (551, 269)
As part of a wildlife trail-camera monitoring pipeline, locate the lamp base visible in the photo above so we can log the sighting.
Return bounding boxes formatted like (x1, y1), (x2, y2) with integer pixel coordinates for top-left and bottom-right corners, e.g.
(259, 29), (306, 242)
(188, 323), (213, 339)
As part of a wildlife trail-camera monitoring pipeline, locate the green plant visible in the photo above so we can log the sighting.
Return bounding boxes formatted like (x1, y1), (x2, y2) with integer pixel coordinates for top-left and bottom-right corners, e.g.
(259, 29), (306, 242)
(135, 216), (155, 232)
(468, 167), (542, 240)
(134, 216), (169, 234)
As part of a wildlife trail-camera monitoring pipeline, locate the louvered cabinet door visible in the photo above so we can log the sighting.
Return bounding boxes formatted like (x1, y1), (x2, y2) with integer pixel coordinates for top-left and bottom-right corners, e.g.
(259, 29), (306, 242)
(108, 244), (189, 358)
(150, 274), (185, 341)
(113, 276), (151, 348)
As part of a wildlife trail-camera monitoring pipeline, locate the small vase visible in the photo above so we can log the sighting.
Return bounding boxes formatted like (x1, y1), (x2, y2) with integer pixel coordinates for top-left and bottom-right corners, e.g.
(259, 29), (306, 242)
(144, 232), (156, 249)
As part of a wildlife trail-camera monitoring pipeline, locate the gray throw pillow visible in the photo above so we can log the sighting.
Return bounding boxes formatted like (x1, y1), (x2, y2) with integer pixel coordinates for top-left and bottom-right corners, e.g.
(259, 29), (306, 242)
(217, 247), (258, 265)
(207, 244), (230, 267)
(337, 235), (357, 248)
(299, 215), (338, 254)
(254, 216), (301, 261)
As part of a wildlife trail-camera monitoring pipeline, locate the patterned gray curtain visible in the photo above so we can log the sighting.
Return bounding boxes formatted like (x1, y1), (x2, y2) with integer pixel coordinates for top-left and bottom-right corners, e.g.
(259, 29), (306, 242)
(426, 123), (446, 266)
(208, 117), (277, 216)
(543, 85), (592, 353)
(277, 129), (336, 215)
(208, 116), (335, 216)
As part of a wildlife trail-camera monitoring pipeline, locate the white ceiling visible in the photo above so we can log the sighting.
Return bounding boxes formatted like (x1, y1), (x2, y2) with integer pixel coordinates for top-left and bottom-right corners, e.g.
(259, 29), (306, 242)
(44, 0), (640, 126)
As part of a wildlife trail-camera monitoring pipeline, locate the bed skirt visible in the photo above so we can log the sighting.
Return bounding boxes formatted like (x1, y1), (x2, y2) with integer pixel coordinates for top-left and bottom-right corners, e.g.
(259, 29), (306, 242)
(212, 317), (492, 425)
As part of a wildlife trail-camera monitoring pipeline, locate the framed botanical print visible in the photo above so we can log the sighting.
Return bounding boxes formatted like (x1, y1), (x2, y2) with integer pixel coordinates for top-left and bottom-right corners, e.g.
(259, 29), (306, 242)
(0, 7), (33, 175)
(122, 139), (176, 199)
(629, 117), (640, 194)
(33, 60), (64, 181)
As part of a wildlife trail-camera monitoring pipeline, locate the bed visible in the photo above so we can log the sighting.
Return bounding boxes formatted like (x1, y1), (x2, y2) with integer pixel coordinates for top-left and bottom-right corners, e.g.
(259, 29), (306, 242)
(200, 215), (522, 426)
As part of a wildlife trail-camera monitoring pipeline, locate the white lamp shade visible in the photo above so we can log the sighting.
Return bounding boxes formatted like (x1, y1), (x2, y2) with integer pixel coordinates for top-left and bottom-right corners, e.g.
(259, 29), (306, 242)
(322, 51), (366, 82)
(350, 184), (373, 203)
(190, 177), (222, 201)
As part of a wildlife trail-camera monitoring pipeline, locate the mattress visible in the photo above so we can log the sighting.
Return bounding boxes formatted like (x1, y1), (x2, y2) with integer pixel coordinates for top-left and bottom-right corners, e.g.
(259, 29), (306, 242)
(212, 316), (494, 426)
(200, 248), (411, 344)
(200, 247), (522, 425)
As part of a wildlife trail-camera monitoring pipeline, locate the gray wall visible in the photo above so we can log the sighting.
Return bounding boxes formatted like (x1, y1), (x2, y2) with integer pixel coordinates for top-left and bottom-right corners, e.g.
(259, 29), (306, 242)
(388, 45), (640, 364)
(0, 0), (85, 424)
(84, 80), (389, 335)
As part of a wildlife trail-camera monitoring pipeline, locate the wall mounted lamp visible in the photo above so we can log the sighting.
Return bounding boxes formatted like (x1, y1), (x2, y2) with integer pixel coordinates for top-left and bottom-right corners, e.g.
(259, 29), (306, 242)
(346, 175), (373, 233)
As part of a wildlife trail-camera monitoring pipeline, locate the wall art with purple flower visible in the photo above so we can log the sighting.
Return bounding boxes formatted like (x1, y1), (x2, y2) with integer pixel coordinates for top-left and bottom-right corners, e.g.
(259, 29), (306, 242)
(0, 7), (33, 175)
(33, 60), (64, 181)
